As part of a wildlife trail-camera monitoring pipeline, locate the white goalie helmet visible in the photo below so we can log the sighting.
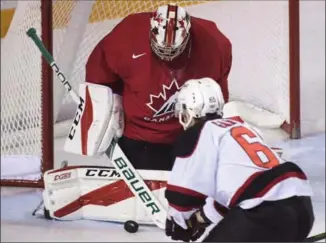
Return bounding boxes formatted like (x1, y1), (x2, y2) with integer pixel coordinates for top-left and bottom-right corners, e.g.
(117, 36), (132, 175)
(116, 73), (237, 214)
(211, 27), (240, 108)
(175, 78), (225, 130)
(150, 4), (191, 61)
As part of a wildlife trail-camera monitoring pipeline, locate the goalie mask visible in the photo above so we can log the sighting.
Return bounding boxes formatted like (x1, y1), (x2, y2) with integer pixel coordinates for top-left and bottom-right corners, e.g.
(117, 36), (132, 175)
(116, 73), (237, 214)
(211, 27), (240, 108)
(150, 4), (191, 61)
(175, 78), (225, 130)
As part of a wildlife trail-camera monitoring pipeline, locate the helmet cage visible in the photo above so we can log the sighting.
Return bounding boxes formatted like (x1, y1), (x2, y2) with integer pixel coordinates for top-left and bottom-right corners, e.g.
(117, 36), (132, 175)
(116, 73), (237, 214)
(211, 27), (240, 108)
(150, 5), (191, 61)
(150, 33), (190, 61)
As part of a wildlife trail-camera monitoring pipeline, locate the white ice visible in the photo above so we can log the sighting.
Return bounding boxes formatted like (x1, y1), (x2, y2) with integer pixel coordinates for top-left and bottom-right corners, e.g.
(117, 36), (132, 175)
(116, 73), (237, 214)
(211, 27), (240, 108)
(1, 133), (325, 242)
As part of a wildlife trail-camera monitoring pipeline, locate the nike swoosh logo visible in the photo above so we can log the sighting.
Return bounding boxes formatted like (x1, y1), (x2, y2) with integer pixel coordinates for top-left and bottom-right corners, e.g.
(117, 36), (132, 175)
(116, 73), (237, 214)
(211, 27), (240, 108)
(132, 53), (146, 59)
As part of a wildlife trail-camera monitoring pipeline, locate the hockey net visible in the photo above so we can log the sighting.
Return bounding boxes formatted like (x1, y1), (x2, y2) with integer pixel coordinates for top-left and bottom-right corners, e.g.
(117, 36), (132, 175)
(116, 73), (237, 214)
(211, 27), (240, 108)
(1, 0), (299, 187)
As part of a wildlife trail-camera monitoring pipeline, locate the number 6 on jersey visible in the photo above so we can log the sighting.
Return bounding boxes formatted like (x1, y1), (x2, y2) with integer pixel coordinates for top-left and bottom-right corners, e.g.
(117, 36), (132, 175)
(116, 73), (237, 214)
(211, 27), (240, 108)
(230, 126), (280, 169)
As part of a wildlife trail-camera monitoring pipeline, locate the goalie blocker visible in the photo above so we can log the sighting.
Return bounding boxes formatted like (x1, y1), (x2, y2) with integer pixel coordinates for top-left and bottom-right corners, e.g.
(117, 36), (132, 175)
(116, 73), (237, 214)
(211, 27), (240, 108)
(64, 82), (124, 157)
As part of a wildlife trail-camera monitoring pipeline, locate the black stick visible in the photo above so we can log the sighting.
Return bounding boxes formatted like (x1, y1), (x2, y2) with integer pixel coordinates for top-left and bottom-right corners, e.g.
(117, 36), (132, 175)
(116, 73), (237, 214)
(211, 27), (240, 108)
(304, 232), (326, 242)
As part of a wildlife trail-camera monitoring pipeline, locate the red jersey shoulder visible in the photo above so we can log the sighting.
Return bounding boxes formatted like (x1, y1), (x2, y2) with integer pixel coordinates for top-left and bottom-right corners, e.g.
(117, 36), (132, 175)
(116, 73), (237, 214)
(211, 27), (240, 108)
(100, 12), (151, 50)
(108, 13), (151, 38)
(98, 12), (153, 80)
(191, 17), (231, 54)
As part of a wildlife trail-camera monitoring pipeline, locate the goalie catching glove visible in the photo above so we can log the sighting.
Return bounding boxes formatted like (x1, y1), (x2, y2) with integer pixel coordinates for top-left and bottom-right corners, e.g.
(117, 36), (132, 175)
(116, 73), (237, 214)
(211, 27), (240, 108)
(64, 82), (124, 157)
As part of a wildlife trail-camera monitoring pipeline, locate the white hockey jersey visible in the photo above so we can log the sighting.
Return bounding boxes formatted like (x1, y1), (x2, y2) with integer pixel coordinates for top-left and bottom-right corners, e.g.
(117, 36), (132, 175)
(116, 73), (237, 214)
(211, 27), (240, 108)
(165, 117), (313, 229)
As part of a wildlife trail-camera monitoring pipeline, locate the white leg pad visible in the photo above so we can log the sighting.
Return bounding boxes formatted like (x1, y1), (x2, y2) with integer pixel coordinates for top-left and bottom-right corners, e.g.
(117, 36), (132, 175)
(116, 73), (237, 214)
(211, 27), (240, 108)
(43, 166), (169, 225)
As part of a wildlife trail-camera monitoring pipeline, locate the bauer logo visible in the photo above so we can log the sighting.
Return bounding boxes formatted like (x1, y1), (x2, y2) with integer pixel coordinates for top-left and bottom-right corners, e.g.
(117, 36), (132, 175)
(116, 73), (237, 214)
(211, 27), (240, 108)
(54, 172), (71, 181)
(85, 168), (120, 179)
(113, 156), (161, 215)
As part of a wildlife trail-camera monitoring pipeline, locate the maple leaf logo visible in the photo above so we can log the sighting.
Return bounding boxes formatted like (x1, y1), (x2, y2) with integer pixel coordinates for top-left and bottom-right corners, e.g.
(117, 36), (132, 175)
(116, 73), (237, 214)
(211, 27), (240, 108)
(146, 79), (181, 117)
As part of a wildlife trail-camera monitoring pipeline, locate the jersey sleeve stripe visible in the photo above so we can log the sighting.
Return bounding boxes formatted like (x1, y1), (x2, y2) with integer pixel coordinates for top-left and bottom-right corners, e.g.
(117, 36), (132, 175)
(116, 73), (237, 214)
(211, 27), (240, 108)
(168, 203), (195, 212)
(229, 162), (308, 208)
(165, 184), (207, 210)
(166, 184), (207, 198)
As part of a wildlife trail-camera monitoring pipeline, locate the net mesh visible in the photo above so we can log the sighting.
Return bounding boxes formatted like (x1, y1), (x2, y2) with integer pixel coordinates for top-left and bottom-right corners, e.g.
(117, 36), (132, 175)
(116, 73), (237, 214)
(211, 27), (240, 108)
(1, 1), (43, 181)
(224, 1), (289, 120)
(1, 0), (291, 184)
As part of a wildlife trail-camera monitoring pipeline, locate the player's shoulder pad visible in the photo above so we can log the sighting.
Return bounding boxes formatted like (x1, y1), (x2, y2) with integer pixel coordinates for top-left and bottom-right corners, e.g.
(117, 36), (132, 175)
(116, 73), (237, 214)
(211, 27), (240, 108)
(191, 16), (217, 29)
(173, 121), (207, 158)
(191, 17), (231, 51)
(191, 16), (221, 36)
(104, 12), (151, 39)
(121, 12), (152, 24)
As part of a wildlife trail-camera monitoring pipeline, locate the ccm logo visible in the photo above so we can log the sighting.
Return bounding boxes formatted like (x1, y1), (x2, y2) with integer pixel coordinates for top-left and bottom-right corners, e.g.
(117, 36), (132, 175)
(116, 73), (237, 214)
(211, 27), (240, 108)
(85, 169), (120, 178)
(51, 63), (72, 92)
(68, 97), (85, 140)
(54, 172), (71, 181)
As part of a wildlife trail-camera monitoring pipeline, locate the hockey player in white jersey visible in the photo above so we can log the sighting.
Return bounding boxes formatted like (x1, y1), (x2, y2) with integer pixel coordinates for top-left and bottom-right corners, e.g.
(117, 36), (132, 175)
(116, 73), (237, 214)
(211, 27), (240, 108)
(165, 78), (314, 242)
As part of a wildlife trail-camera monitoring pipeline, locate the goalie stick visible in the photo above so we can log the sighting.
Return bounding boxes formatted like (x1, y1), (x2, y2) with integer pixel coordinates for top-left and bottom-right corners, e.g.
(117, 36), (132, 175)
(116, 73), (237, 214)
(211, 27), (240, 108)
(27, 28), (166, 229)
(304, 232), (326, 242)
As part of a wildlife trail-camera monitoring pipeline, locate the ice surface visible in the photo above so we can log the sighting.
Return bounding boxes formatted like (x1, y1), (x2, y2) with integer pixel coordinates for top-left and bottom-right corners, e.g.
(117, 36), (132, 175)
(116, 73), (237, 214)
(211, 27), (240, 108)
(1, 133), (325, 242)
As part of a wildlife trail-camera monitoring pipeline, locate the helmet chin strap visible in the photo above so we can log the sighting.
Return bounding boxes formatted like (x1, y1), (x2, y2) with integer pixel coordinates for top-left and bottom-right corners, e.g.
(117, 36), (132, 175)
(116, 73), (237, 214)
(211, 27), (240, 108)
(179, 112), (195, 130)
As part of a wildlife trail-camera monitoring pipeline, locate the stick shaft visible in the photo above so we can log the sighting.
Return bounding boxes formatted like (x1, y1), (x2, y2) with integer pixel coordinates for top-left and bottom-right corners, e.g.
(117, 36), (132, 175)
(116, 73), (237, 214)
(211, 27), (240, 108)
(304, 232), (326, 242)
(27, 28), (80, 103)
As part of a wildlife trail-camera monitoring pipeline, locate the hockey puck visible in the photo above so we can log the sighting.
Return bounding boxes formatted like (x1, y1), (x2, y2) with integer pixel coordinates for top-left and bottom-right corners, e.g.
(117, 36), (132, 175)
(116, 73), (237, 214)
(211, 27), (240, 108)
(124, 220), (139, 233)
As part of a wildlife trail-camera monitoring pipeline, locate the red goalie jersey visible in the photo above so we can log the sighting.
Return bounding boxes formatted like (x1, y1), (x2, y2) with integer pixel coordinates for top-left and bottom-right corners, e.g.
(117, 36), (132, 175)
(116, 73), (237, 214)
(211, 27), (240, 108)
(86, 12), (232, 144)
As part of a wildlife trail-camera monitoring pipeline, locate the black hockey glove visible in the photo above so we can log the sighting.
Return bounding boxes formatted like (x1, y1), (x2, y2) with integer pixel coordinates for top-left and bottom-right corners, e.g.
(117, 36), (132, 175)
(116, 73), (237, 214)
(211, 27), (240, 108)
(165, 208), (212, 242)
(186, 207), (212, 241)
(165, 217), (193, 242)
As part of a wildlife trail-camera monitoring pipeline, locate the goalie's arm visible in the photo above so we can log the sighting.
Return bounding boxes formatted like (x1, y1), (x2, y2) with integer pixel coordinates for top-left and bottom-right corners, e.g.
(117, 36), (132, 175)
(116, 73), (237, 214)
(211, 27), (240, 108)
(216, 40), (232, 103)
(86, 36), (123, 95)
(210, 27), (232, 103)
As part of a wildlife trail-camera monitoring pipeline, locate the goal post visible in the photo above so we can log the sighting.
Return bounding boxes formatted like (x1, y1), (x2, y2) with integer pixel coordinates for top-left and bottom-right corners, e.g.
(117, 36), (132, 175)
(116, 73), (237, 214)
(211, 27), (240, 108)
(288, 0), (300, 139)
(1, 0), (53, 187)
(1, 0), (301, 188)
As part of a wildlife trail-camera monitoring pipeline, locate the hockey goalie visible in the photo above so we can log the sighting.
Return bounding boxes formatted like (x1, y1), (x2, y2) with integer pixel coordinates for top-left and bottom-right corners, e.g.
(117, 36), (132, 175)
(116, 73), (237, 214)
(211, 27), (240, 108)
(42, 82), (168, 225)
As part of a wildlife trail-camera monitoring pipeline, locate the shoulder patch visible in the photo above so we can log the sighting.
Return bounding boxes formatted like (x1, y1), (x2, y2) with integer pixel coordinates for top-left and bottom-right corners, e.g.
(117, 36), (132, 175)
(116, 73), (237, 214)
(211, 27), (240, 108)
(173, 121), (206, 158)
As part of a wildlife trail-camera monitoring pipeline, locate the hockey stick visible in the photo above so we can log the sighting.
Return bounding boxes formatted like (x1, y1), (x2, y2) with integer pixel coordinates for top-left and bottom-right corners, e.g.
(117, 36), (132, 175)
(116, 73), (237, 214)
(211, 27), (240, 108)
(304, 232), (326, 242)
(26, 28), (166, 229)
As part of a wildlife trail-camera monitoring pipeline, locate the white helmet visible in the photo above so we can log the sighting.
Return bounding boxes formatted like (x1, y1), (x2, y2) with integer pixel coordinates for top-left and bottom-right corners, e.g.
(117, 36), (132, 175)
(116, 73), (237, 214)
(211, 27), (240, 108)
(150, 4), (191, 61)
(175, 78), (225, 130)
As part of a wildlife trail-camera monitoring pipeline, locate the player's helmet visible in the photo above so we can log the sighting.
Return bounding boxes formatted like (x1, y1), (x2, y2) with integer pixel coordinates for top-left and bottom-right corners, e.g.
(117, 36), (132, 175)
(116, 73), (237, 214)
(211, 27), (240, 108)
(150, 4), (191, 61)
(175, 78), (225, 130)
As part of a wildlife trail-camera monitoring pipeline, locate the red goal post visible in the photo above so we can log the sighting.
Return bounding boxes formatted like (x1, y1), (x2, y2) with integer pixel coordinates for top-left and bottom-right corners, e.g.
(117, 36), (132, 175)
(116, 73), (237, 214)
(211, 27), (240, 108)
(0, 0), (300, 188)
(1, 0), (53, 188)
